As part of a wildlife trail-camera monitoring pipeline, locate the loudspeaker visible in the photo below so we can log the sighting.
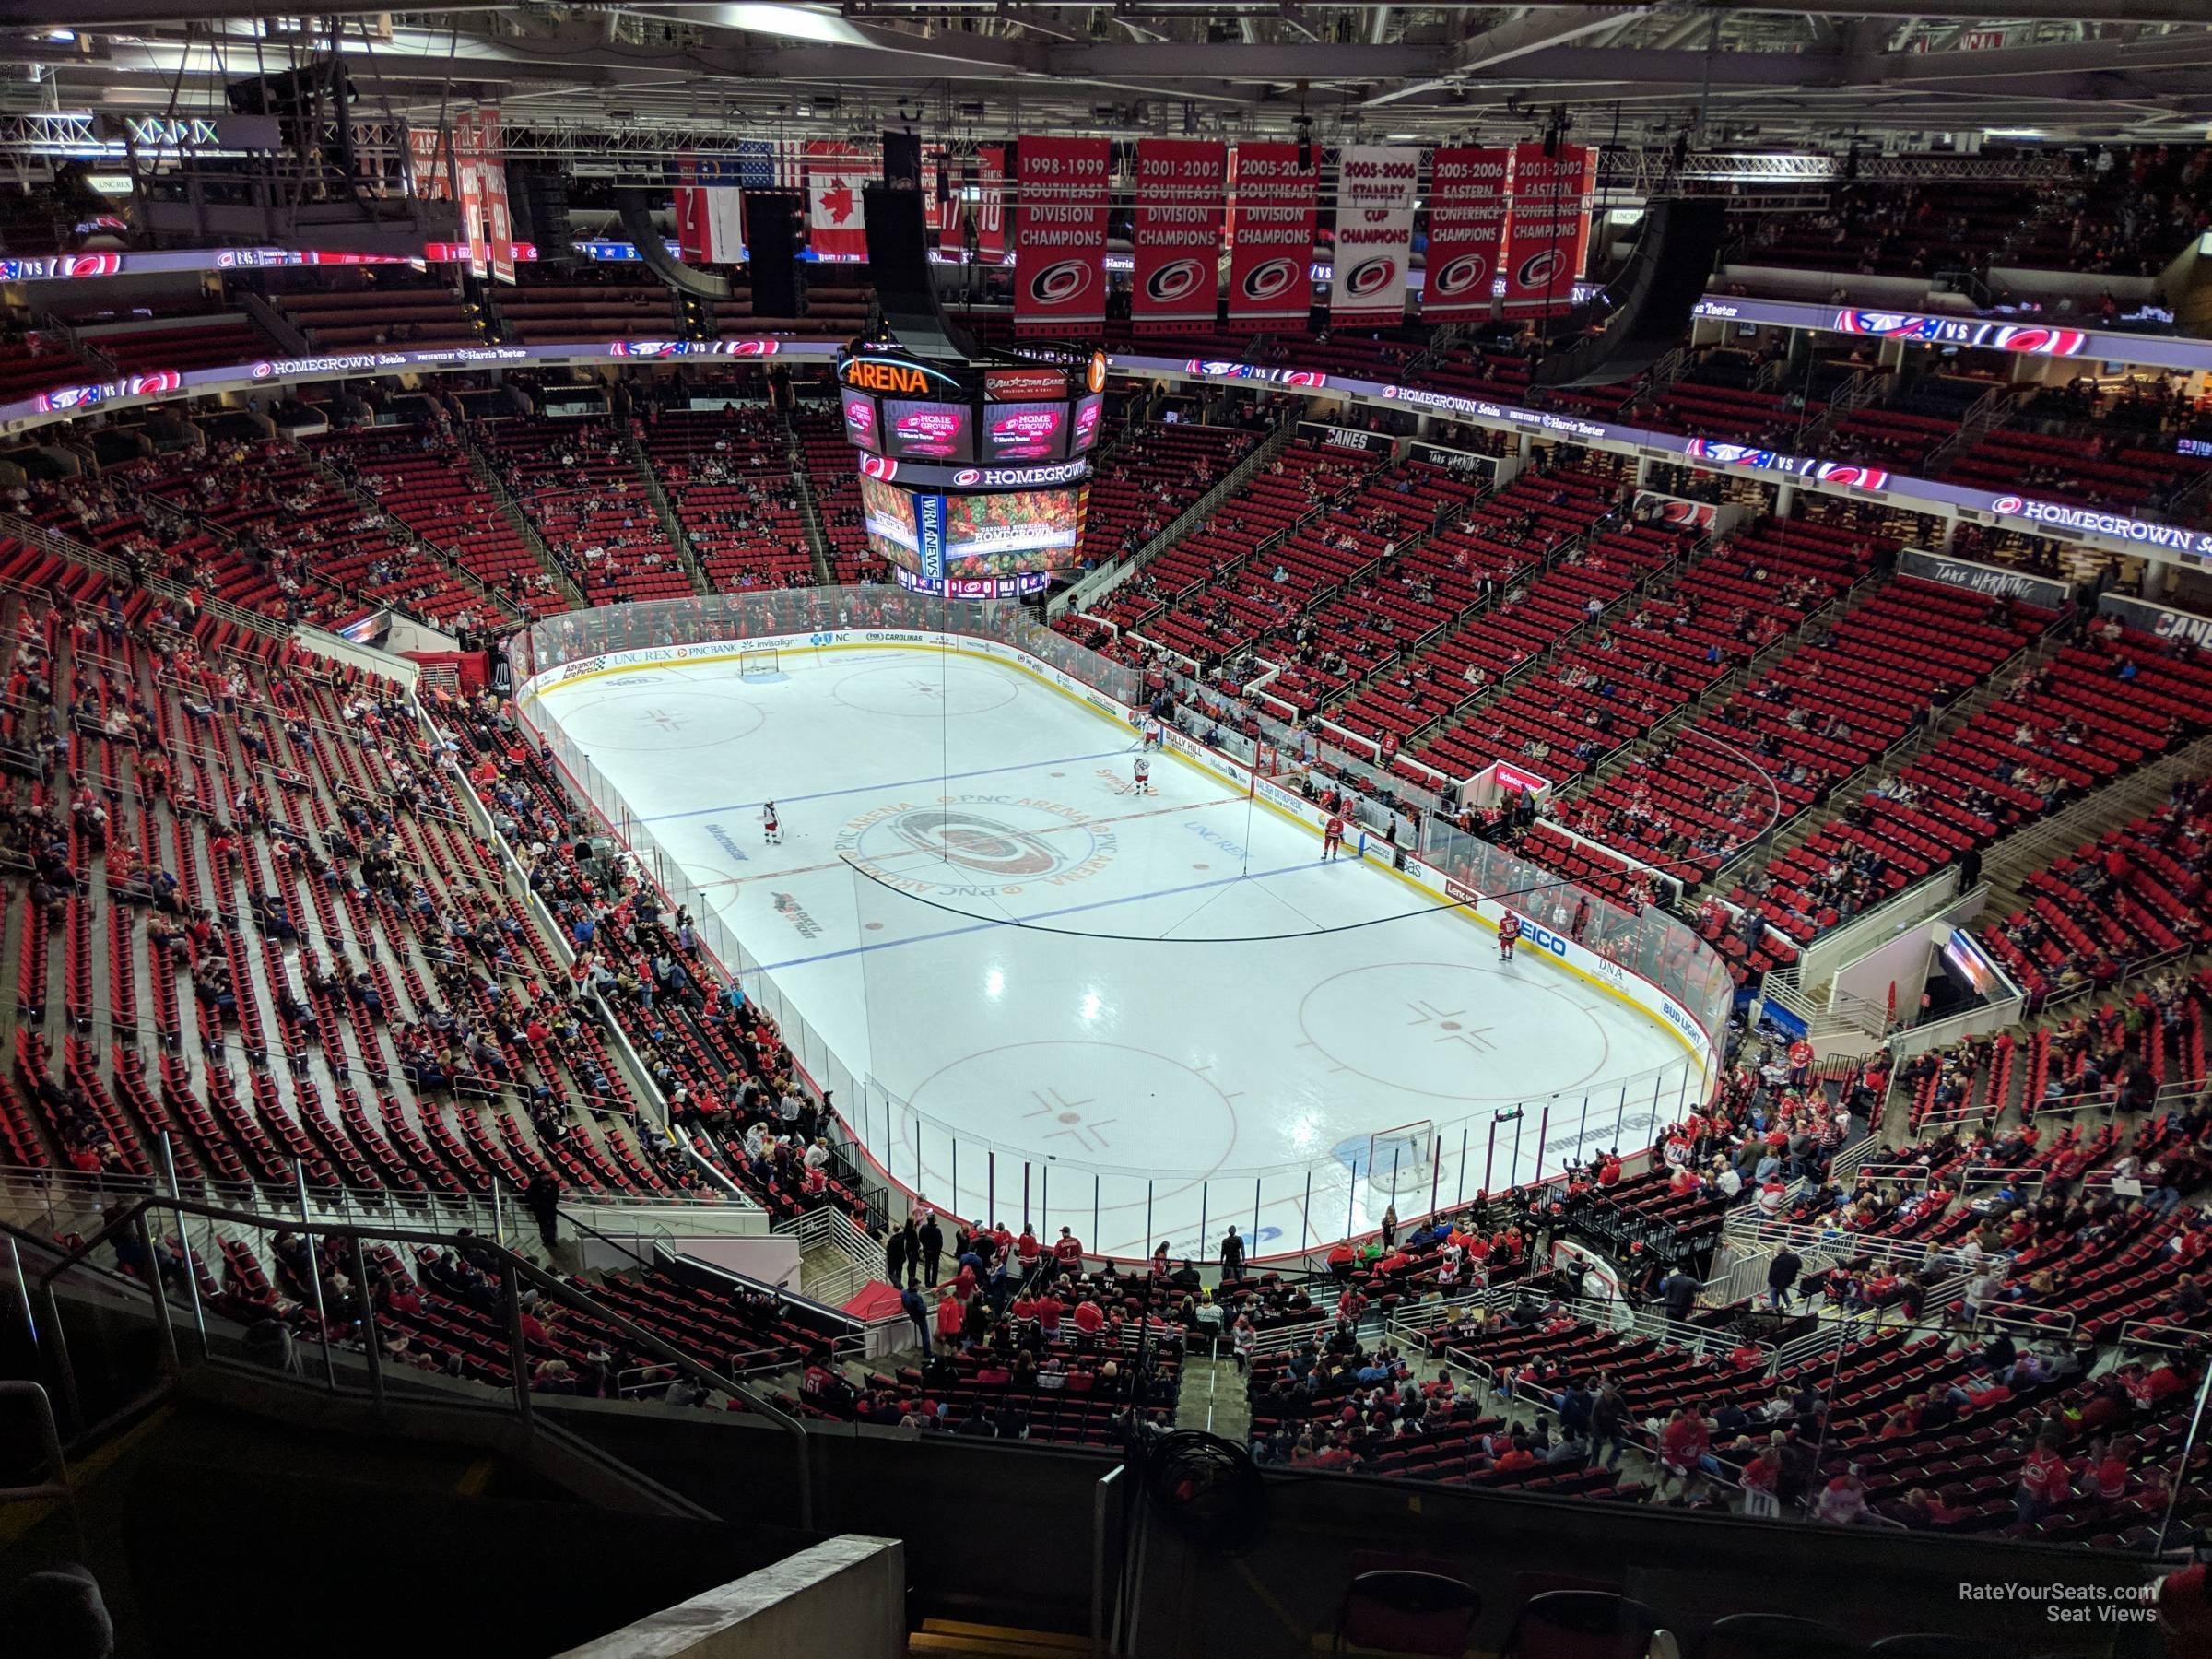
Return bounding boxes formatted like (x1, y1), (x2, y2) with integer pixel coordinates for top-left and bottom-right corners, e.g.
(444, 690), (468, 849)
(864, 182), (979, 363)
(744, 191), (804, 318)
(881, 129), (922, 189)
(1529, 199), (1729, 390)
(508, 163), (573, 264)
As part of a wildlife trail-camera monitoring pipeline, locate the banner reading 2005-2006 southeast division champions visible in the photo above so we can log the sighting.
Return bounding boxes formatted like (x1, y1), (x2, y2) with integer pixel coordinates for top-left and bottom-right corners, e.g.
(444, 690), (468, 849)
(1329, 145), (1418, 325)
(1131, 138), (1225, 335)
(1226, 141), (1318, 333)
(1421, 146), (1510, 319)
(1015, 136), (1112, 335)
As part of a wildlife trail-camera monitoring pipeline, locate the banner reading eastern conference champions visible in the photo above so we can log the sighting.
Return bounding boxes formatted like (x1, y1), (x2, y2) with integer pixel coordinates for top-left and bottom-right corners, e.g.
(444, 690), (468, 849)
(1421, 146), (1511, 319)
(1015, 136), (1112, 335)
(1500, 141), (1594, 310)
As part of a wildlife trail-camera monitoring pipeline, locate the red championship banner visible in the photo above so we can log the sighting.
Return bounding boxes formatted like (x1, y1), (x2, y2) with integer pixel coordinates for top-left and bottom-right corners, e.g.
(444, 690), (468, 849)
(1015, 136), (1111, 335)
(452, 112), (488, 279)
(406, 126), (452, 201)
(1500, 141), (1594, 310)
(1329, 145), (1418, 325)
(1131, 138), (1225, 335)
(1421, 145), (1510, 318)
(806, 139), (875, 262)
(974, 144), (1008, 263)
(1225, 141), (1317, 333)
(481, 105), (515, 284)
(922, 140), (950, 235)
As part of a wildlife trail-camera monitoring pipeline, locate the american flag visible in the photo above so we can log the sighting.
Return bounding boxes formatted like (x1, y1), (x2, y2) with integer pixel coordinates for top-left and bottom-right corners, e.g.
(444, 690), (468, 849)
(735, 139), (805, 190)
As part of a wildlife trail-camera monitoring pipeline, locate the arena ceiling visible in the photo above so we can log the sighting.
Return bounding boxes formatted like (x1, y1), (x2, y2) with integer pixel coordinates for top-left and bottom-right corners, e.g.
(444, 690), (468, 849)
(0, 2), (2206, 162)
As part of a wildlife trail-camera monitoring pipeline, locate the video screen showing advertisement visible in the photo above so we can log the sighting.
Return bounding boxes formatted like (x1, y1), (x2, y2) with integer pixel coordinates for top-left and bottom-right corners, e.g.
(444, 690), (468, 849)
(943, 487), (1087, 579)
(883, 398), (974, 462)
(841, 390), (880, 451)
(981, 400), (1067, 462)
(858, 474), (922, 571)
(1069, 393), (1104, 454)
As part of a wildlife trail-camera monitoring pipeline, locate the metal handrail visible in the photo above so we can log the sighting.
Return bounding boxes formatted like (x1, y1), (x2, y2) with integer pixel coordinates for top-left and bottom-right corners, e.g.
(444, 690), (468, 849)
(28, 1188), (814, 1527)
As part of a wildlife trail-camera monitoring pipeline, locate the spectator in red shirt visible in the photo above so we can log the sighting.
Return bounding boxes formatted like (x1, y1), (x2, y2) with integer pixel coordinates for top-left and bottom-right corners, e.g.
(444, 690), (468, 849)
(1051, 1227), (1085, 1278)
(2017, 1434), (2072, 1524)
(934, 1292), (963, 1355)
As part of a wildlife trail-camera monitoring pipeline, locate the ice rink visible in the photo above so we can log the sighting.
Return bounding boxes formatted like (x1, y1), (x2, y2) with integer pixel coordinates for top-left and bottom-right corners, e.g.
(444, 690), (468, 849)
(535, 642), (1698, 1259)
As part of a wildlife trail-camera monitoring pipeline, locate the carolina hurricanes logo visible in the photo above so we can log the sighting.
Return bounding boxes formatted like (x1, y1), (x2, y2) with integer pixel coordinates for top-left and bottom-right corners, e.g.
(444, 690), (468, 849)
(1991, 325), (2086, 358)
(64, 253), (121, 278)
(1282, 370), (1327, 389)
(1430, 253), (1490, 297)
(126, 371), (181, 395)
(953, 468), (982, 486)
(725, 338), (779, 357)
(1816, 463), (1888, 490)
(891, 809), (1064, 878)
(859, 454), (898, 481)
(1514, 249), (1567, 288)
(1992, 495), (2026, 514)
(1239, 257), (1300, 302)
(1342, 256), (1397, 299)
(251, 361), (277, 380)
(1145, 258), (1207, 304)
(1029, 259), (1093, 306)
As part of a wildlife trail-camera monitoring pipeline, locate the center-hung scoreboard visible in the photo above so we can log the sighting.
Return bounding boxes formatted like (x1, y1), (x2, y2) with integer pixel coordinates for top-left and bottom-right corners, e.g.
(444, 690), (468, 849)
(837, 343), (1105, 599)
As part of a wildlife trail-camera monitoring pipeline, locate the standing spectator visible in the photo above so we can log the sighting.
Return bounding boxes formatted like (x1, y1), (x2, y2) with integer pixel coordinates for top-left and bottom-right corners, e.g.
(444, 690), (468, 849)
(917, 1210), (944, 1288)
(1219, 1224), (1246, 1281)
(1767, 1248), (1803, 1312)
(899, 1283), (930, 1351)
(1662, 1265), (1700, 1324)
(885, 1225), (908, 1291)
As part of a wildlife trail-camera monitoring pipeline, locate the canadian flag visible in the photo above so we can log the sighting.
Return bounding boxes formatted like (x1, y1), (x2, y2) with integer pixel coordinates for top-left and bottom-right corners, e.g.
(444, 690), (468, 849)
(806, 139), (875, 262)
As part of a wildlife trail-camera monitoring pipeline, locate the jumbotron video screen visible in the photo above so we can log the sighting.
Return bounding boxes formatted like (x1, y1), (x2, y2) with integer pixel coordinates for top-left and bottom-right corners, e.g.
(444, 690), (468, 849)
(859, 473), (1088, 599)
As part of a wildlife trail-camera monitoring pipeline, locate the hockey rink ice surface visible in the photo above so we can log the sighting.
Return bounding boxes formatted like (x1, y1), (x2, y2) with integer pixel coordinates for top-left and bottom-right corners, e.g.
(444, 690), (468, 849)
(538, 644), (1695, 1259)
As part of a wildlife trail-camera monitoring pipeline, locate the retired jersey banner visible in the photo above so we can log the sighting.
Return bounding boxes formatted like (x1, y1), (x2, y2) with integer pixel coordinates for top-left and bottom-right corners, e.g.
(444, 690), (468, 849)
(1501, 141), (1593, 311)
(1015, 136), (1112, 335)
(922, 140), (951, 235)
(673, 152), (745, 263)
(974, 145), (1008, 263)
(1422, 146), (1510, 318)
(806, 139), (875, 262)
(1226, 141), (1318, 333)
(481, 106), (515, 284)
(1131, 138), (1225, 335)
(452, 113), (488, 279)
(1329, 146), (1418, 325)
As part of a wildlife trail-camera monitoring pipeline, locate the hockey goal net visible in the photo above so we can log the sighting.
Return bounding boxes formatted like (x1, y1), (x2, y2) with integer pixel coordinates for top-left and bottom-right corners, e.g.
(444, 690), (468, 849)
(1362, 1119), (1437, 1203)
(739, 647), (780, 678)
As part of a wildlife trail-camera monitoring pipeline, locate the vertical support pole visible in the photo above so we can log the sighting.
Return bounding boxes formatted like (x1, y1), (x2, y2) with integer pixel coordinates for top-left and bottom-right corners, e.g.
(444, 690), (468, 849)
(988, 1151), (996, 1227)
(502, 1257), (535, 1429)
(1429, 1130), (1442, 1218)
(1145, 1181), (1154, 1261)
(1615, 1085), (1629, 1147)
(1484, 1119), (1499, 1197)
(1253, 1178), (1262, 1248)
(1023, 1162), (1032, 1231)
(1456, 1127), (1468, 1207)
(296, 1161), (334, 1389)
(1535, 1104), (1551, 1182)
(159, 1132), (206, 1350)
(1042, 1164), (1050, 1237)
(1197, 1183), (1208, 1264)
(1094, 1175), (1100, 1250)
(349, 1235), (386, 1416)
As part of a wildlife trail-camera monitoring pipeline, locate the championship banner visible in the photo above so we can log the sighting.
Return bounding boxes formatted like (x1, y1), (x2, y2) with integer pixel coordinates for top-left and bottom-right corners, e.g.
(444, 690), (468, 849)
(1329, 145), (1418, 325)
(1422, 145), (1509, 318)
(1225, 141), (1318, 333)
(1500, 141), (1593, 311)
(974, 145), (1008, 263)
(481, 106), (515, 284)
(406, 126), (452, 202)
(452, 112), (488, 279)
(806, 139), (875, 262)
(922, 140), (951, 235)
(1014, 135), (1111, 335)
(1131, 139), (1225, 335)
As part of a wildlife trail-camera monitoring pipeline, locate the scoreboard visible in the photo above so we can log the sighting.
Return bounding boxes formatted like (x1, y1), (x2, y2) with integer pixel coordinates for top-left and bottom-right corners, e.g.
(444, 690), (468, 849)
(838, 344), (1103, 598)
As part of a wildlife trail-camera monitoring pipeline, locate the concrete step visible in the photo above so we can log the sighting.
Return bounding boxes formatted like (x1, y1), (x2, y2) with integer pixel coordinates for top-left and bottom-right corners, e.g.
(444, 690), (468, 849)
(1171, 1353), (1250, 1441)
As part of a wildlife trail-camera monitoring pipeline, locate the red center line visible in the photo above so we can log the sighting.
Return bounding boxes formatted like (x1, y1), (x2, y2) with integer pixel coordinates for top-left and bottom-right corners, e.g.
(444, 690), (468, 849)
(691, 789), (1256, 890)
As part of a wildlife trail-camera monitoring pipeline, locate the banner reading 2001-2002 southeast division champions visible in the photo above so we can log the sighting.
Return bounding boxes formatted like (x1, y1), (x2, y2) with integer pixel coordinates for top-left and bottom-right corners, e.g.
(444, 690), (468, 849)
(1131, 138), (1225, 335)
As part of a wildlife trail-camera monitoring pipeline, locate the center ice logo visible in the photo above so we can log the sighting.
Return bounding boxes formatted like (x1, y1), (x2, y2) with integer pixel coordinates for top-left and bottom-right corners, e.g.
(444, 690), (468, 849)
(893, 807), (1061, 877)
(838, 794), (1117, 898)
